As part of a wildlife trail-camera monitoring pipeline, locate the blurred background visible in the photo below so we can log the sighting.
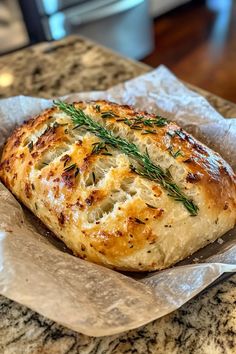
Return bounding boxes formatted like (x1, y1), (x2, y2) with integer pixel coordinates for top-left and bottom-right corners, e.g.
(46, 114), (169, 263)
(0, 0), (235, 102)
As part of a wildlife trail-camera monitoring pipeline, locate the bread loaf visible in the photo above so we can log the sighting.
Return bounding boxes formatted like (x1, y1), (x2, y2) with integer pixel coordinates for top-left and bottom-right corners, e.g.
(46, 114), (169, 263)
(0, 100), (235, 271)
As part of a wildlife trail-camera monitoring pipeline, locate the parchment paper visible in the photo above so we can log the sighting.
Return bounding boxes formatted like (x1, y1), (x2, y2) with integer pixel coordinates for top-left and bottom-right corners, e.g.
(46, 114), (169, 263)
(0, 66), (235, 337)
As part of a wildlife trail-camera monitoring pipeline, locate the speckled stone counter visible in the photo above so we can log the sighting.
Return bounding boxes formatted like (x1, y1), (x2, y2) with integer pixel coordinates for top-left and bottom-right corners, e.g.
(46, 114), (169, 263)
(0, 35), (236, 354)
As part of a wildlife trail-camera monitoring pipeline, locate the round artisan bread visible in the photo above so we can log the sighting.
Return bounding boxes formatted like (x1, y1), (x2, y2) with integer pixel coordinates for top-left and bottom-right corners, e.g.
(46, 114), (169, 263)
(0, 100), (235, 271)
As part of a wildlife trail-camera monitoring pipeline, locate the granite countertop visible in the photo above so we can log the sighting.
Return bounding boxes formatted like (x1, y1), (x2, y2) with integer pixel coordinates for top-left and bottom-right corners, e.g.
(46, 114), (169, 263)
(0, 35), (236, 354)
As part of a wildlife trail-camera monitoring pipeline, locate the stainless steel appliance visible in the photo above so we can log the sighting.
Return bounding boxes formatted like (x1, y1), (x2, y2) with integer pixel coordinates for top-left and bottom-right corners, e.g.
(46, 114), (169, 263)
(19, 0), (154, 60)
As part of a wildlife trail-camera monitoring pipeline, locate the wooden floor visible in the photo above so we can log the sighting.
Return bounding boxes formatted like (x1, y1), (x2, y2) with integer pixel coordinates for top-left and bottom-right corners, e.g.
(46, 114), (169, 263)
(142, 0), (236, 103)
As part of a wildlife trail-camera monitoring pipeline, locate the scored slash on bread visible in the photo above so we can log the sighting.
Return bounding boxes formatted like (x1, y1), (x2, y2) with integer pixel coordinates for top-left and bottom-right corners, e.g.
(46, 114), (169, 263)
(0, 100), (235, 271)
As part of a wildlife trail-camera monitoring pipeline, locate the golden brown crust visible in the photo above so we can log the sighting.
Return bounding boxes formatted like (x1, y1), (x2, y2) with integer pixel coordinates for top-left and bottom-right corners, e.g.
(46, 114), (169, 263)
(0, 100), (236, 271)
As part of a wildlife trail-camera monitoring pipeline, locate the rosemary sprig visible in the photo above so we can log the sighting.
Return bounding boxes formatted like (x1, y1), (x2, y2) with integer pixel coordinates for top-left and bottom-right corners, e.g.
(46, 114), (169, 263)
(130, 164), (197, 215)
(122, 115), (167, 130)
(54, 101), (198, 216)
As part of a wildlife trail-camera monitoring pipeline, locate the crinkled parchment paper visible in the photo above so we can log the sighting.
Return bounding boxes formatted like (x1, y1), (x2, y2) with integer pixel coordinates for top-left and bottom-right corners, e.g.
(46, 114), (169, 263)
(0, 66), (235, 337)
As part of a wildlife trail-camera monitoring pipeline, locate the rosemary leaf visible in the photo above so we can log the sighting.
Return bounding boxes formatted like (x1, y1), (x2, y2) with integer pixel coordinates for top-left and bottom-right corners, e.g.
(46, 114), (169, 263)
(28, 141), (33, 152)
(64, 163), (76, 172)
(130, 126), (142, 130)
(134, 218), (145, 225)
(146, 203), (157, 209)
(95, 105), (100, 113)
(166, 167), (172, 180)
(101, 111), (118, 118)
(155, 116), (167, 126)
(91, 142), (106, 155)
(173, 150), (184, 159)
(123, 119), (132, 126)
(101, 152), (112, 156)
(143, 120), (154, 127)
(142, 129), (156, 135)
(75, 167), (80, 177)
(92, 172), (96, 184)
(72, 124), (82, 130)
